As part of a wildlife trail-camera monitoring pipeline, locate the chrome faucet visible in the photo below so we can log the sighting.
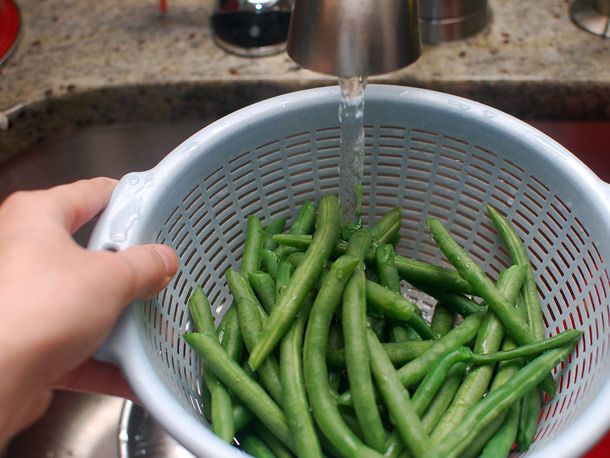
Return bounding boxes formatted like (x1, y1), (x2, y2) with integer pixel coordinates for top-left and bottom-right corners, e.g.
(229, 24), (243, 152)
(286, 0), (422, 77)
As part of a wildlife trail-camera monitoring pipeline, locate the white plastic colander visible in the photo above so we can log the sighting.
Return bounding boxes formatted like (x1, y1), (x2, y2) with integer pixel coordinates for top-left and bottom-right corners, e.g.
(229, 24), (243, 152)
(90, 85), (610, 458)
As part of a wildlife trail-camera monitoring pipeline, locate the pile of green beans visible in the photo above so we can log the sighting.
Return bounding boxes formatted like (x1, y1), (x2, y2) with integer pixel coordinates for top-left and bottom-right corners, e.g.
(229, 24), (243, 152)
(184, 198), (581, 458)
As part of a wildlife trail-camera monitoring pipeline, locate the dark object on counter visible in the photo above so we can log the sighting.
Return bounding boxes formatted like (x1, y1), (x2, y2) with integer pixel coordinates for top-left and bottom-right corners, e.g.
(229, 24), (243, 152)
(212, 11), (291, 50)
(211, 0), (293, 57)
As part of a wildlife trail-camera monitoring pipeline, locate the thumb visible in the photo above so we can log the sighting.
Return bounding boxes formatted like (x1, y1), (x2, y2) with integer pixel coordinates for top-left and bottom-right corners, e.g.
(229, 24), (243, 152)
(103, 244), (179, 303)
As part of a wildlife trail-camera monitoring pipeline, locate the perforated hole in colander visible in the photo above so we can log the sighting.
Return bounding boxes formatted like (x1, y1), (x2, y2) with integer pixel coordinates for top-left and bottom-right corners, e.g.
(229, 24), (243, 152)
(120, 90), (610, 457)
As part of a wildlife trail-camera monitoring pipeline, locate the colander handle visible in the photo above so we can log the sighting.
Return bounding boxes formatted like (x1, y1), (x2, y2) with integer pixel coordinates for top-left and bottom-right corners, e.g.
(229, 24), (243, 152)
(88, 171), (158, 364)
(93, 308), (134, 365)
(88, 170), (157, 252)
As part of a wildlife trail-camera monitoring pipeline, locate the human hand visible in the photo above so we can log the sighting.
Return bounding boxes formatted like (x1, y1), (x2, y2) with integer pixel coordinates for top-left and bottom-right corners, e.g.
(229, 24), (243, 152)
(0, 177), (178, 447)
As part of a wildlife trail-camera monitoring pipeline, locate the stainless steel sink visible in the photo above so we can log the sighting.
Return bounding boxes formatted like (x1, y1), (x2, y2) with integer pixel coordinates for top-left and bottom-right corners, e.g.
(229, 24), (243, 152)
(5, 392), (195, 458)
(1, 117), (608, 458)
(6, 391), (125, 458)
(0, 119), (213, 245)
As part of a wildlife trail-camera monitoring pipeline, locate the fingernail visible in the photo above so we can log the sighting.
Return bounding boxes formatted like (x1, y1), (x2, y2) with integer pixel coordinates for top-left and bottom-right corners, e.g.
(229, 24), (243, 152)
(152, 245), (178, 276)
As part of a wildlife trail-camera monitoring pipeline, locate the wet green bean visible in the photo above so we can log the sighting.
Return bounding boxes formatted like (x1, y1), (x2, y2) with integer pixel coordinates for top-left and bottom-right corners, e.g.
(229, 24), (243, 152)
(250, 195), (341, 371)
(427, 218), (556, 396)
(303, 255), (383, 458)
(422, 346), (573, 458)
(184, 332), (294, 449)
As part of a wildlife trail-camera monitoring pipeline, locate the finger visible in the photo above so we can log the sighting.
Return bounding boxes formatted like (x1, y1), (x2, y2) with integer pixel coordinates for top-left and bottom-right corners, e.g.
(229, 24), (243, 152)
(45, 177), (118, 234)
(55, 359), (138, 401)
(98, 244), (179, 306)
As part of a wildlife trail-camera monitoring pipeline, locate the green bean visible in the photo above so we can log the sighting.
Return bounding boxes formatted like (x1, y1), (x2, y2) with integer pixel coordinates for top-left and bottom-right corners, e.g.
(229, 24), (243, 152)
(341, 410), (365, 440)
(254, 422), (295, 458)
(276, 200), (317, 257)
(412, 347), (472, 416)
(319, 269), (524, 421)
(327, 323), (344, 392)
(303, 255), (383, 458)
(341, 221), (363, 242)
(184, 332), (293, 449)
(518, 391), (542, 451)
(264, 217), (287, 250)
(260, 249), (280, 278)
(460, 418), (506, 458)
(188, 286), (218, 335)
(414, 284), (482, 317)
(241, 215), (265, 273)
(395, 264), (523, 389)
(272, 233), (473, 294)
(273, 233), (319, 252)
(375, 244), (414, 341)
(479, 402), (520, 458)
(430, 304), (453, 337)
(421, 363), (467, 433)
(346, 229), (373, 260)
(369, 207), (402, 245)
(391, 322), (424, 343)
(217, 307), (243, 394)
(486, 206), (545, 341)
(470, 329), (580, 364)
(383, 432), (404, 458)
(219, 306), (242, 361)
(390, 325), (411, 343)
(233, 403), (254, 433)
(291, 201), (317, 234)
(343, 265), (386, 451)
(413, 329), (580, 418)
(287, 251), (330, 294)
(250, 195), (341, 371)
(375, 245), (401, 293)
(365, 280), (437, 340)
(328, 322), (344, 348)
(227, 270), (283, 405)
(208, 377), (234, 442)
(241, 431), (277, 458)
(460, 301), (526, 458)
(422, 345), (573, 458)
(367, 328), (429, 458)
(288, 251), (306, 268)
(188, 287), (234, 442)
(276, 258), (295, 302)
(218, 214), (265, 370)
(326, 340), (433, 369)
(431, 263), (527, 442)
(280, 294), (322, 458)
(395, 311), (483, 388)
(344, 229), (386, 451)
(486, 206), (546, 450)
(249, 271), (276, 313)
(405, 324), (424, 341)
(394, 257), (473, 294)
(200, 373), (212, 422)
(427, 218), (556, 396)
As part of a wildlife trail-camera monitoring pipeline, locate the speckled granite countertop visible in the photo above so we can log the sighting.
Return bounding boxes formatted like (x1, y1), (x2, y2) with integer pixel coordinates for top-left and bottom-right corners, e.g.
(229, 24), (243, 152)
(0, 0), (609, 161)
